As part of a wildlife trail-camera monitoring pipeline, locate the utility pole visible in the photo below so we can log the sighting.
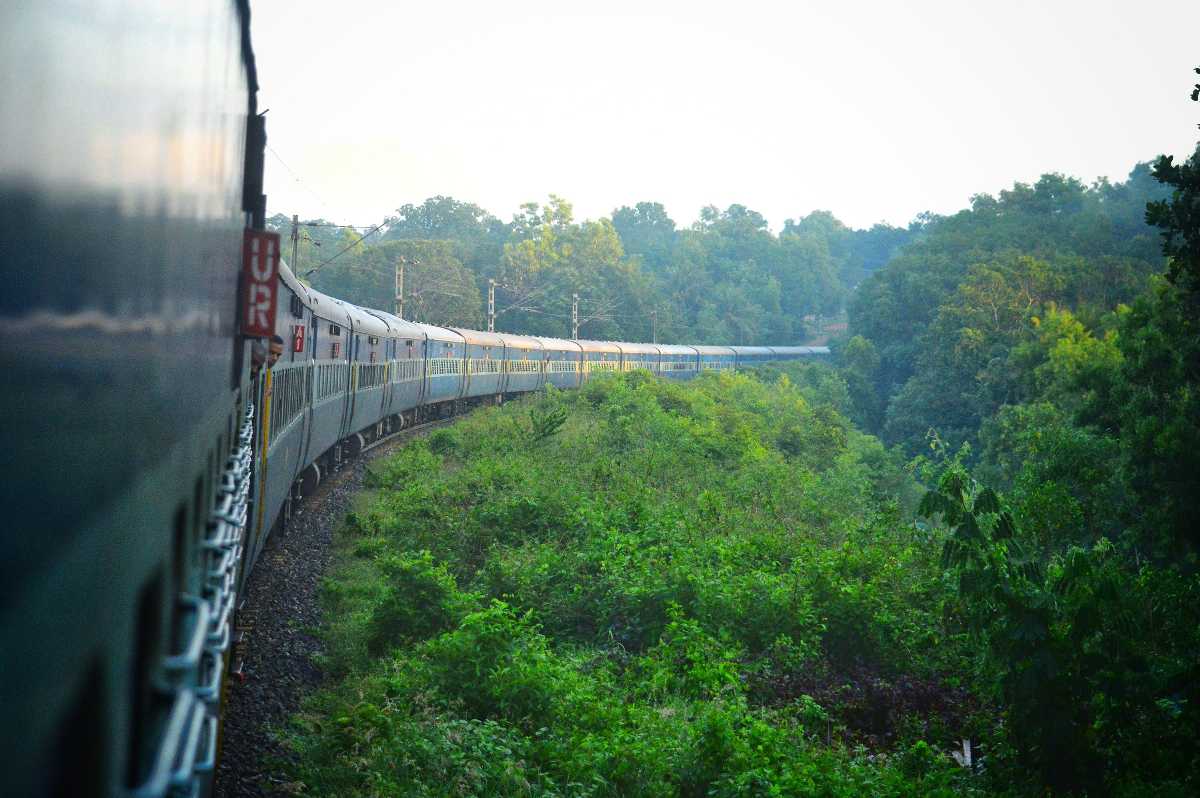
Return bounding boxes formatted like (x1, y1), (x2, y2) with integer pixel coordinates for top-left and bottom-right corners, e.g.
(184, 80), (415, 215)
(487, 279), (496, 332)
(650, 309), (657, 344)
(395, 256), (405, 318)
(571, 293), (579, 339)
(290, 213), (299, 270)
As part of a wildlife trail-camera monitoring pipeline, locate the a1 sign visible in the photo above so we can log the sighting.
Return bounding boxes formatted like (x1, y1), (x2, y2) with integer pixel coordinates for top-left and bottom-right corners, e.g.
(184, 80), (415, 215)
(242, 228), (281, 337)
(292, 324), (306, 353)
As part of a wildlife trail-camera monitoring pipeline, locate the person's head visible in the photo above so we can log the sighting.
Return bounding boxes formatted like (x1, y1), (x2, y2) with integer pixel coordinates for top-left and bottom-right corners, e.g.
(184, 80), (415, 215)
(250, 339), (267, 375)
(269, 335), (285, 367)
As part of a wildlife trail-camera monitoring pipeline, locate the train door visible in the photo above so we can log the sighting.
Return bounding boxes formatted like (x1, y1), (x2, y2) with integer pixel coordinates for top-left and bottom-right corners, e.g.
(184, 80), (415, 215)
(344, 334), (360, 438)
(382, 339), (393, 414)
(299, 308), (320, 470)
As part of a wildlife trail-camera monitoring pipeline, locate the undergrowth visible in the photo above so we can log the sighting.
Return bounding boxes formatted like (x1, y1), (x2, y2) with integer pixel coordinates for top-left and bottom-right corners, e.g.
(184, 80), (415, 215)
(285, 370), (991, 796)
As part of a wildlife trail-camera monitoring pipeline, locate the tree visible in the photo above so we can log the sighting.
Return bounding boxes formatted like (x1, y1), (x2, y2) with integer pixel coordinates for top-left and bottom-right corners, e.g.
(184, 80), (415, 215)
(310, 240), (483, 328)
(382, 196), (509, 280)
(783, 210), (915, 289)
(839, 335), (884, 432)
(497, 197), (649, 340)
(849, 164), (1168, 455)
(611, 202), (677, 274)
(921, 457), (1200, 794)
(1145, 74), (1200, 304)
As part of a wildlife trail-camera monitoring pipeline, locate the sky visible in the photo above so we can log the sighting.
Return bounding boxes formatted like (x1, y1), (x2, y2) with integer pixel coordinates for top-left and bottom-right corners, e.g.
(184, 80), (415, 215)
(252, 0), (1200, 232)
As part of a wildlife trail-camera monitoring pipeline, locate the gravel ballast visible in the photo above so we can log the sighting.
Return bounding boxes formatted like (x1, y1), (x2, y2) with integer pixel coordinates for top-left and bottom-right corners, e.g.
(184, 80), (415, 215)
(213, 429), (433, 798)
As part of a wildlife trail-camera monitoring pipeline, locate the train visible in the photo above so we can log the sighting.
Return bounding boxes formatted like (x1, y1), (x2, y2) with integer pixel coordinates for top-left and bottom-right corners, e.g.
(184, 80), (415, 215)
(0, 2), (826, 796)
(254, 259), (829, 568)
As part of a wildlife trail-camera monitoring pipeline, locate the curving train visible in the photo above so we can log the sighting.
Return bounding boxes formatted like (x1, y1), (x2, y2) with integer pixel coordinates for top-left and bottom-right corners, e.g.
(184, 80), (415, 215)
(255, 256), (829, 569)
(0, 2), (825, 797)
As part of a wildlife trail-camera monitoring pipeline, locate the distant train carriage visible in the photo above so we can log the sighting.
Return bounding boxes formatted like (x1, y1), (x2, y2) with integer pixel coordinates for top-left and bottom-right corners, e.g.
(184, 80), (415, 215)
(363, 308), (427, 417)
(537, 336), (584, 389)
(769, 345), (830, 360)
(454, 328), (507, 400)
(615, 341), (661, 372)
(343, 304), (391, 436)
(577, 339), (622, 378)
(302, 286), (354, 473)
(657, 344), (699, 378)
(694, 345), (737, 372)
(498, 333), (547, 394)
(730, 345), (773, 366)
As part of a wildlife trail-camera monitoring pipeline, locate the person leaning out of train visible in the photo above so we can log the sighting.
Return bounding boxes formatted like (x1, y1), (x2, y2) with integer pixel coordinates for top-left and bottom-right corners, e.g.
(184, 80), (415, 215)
(268, 335), (284, 369)
(250, 338), (268, 379)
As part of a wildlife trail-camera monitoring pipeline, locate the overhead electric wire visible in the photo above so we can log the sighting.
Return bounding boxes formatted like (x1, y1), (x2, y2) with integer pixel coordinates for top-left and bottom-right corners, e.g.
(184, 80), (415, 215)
(300, 217), (391, 278)
(267, 145), (394, 275)
(298, 221), (383, 229)
(267, 144), (338, 217)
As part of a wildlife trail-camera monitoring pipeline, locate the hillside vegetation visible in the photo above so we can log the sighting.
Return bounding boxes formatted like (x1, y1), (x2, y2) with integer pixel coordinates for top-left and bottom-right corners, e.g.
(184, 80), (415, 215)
(280, 78), (1200, 797)
(285, 370), (992, 796)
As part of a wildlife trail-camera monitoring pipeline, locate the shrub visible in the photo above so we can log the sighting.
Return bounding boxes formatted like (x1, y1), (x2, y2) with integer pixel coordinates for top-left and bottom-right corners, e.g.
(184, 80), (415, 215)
(366, 551), (474, 656)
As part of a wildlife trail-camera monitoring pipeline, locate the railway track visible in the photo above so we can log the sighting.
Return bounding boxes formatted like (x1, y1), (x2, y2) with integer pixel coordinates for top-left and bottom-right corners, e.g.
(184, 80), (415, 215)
(214, 415), (457, 797)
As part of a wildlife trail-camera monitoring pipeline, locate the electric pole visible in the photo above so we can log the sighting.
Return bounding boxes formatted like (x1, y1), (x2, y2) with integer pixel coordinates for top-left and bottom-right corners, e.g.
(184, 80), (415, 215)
(488, 279), (496, 332)
(650, 309), (657, 344)
(395, 256), (405, 318)
(571, 293), (579, 339)
(290, 213), (299, 270)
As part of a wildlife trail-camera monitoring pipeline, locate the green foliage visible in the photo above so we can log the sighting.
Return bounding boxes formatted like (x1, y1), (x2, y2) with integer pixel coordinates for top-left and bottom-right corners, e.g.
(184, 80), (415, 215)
(291, 190), (909, 344)
(1145, 126), (1200, 300)
(427, 427), (460, 456)
(528, 391), (568, 443)
(366, 551), (475, 656)
(848, 164), (1169, 455)
(1084, 277), (1200, 561)
(382, 195), (508, 277)
(638, 605), (744, 700)
(288, 372), (989, 797)
(920, 460), (1200, 795)
(275, 105), (1200, 795)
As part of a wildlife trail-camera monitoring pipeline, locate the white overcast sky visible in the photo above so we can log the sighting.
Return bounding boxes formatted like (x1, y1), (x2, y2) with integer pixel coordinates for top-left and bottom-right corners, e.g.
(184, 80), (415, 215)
(252, 0), (1200, 231)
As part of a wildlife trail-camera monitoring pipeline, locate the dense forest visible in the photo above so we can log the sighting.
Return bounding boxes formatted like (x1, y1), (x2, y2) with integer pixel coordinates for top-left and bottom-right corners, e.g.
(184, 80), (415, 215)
(269, 199), (913, 344)
(276, 77), (1200, 795)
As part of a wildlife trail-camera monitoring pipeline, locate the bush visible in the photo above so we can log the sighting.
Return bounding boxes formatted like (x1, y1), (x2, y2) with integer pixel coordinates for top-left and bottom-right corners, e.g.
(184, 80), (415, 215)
(366, 550), (474, 656)
(290, 373), (986, 796)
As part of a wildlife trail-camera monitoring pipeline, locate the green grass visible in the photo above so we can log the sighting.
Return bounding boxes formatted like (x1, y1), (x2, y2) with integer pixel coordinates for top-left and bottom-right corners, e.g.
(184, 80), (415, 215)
(285, 370), (988, 796)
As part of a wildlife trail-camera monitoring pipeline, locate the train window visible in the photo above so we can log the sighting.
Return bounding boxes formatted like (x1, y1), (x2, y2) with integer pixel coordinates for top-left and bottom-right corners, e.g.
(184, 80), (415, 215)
(329, 324), (341, 335)
(290, 295), (304, 318)
(369, 336), (379, 345)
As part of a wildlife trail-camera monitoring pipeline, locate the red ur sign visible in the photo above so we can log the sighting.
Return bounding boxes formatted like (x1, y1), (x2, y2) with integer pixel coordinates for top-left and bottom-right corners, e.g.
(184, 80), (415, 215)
(292, 324), (306, 353)
(241, 228), (281, 337)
